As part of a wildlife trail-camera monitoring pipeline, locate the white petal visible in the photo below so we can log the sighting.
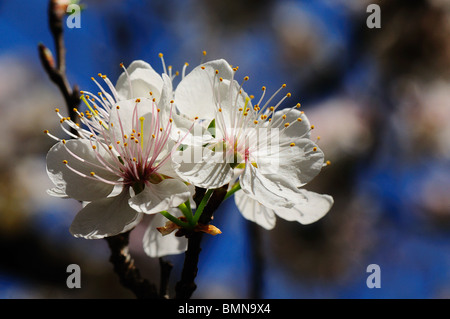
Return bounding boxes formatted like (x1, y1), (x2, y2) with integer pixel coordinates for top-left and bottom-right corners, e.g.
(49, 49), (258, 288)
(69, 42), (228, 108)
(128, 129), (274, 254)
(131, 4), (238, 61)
(47, 186), (68, 198)
(128, 179), (193, 214)
(271, 108), (311, 139)
(46, 139), (118, 202)
(240, 162), (303, 209)
(274, 190), (333, 225)
(115, 60), (164, 100)
(255, 138), (324, 188)
(234, 191), (276, 230)
(175, 59), (233, 120)
(143, 211), (188, 257)
(172, 147), (234, 189)
(70, 188), (143, 239)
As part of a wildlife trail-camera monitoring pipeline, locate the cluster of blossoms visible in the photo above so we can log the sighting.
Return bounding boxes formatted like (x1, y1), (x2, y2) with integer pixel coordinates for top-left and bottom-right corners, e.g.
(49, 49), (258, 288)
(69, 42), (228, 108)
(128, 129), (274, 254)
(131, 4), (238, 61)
(45, 55), (333, 257)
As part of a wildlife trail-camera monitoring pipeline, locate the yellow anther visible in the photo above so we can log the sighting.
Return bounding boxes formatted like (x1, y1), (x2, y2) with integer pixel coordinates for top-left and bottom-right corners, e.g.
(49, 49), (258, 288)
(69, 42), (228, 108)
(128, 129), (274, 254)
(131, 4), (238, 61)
(201, 66), (205, 70)
(286, 93), (291, 97)
(152, 98), (156, 102)
(157, 108), (161, 112)
(243, 112), (248, 116)
(158, 53), (163, 58)
(98, 73), (102, 77)
(282, 84), (286, 88)
(152, 134), (156, 139)
(317, 136), (321, 140)
(90, 172), (95, 176)
(185, 62), (189, 66)
(135, 98), (141, 103)
(254, 120), (259, 125)
(215, 70), (219, 74)
(203, 50), (207, 56)
(282, 114), (287, 120)
(133, 157), (137, 162)
(160, 127), (163, 132)
(169, 118), (173, 123)
(244, 76), (249, 81)
(194, 116), (199, 120)
(296, 103), (301, 108)
(73, 108), (78, 112)
(116, 106), (120, 109)
(55, 108), (60, 113)
(290, 143), (295, 147)
(92, 145), (97, 150)
(149, 91), (153, 95)
(270, 106), (275, 112)
(262, 86), (266, 91)
(170, 100), (174, 103)
(326, 160), (331, 166)
(124, 143), (128, 147)
(62, 160), (68, 164)
(310, 125), (315, 129)
(102, 75), (107, 79)
(219, 77), (223, 82)
(124, 134), (128, 139)
(62, 139), (66, 144)
(120, 62), (124, 68)
(218, 108), (222, 112)
(239, 108), (243, 111)
(313, 147), (317, 152)
(108, 146), (113, 150)
(297, 117), (302, 122)
(284, 123), (290, 128)
(43, 130), (49, 134)
(116, 141), (120, 144)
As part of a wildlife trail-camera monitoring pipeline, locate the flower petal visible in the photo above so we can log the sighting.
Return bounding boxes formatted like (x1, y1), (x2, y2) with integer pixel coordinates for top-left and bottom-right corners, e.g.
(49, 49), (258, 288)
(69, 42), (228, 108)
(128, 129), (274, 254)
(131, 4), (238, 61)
(172, 147), (234, 189)
(234, 190), (276, 230)
(143, 211), (187, 257)
(274, 189), (333, 225)
(70, 188), (143, 239)
(128, 179), (193, 214)
(255, 138), (324, 188)
(271, 108), (311, 139)
(240, 162), (303, 209)
(46, 139), (118, 202)
(115, 60), (164, 100)
(175, 59), (233, 120)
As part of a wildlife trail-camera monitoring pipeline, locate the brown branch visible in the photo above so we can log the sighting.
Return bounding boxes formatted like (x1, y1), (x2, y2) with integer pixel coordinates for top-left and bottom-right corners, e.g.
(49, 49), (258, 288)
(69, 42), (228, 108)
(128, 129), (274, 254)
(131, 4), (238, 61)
(39, 0), (79, 134)
(175, 185), (228, 299)
(105, 231), (158, 299)
(159, 258), (173, 299)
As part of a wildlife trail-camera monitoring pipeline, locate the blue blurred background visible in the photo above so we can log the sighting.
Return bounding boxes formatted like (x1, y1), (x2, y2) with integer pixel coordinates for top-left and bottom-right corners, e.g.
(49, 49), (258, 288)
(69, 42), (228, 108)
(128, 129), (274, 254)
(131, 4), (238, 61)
(0, 0), (449, 299)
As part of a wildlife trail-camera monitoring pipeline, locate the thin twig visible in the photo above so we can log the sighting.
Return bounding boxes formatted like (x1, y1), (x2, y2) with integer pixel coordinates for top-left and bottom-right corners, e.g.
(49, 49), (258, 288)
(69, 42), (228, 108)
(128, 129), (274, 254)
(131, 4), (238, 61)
(175, 185), (228, 299)
(105, 231), (158, 299)
(159, 258), (173, 299)
(39, 0), (79, 134)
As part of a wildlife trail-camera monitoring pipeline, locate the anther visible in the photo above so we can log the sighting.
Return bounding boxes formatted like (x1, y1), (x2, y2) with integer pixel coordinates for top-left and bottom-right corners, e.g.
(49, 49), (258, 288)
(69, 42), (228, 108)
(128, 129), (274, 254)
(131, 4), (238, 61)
(310, 125), (315, 129)
(290, 143), (295, 147)
(244, 76), (249, 81)
(62, 160), (68, 164)
(90, 172), (95, 176)
(284, 123), (290, 128)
